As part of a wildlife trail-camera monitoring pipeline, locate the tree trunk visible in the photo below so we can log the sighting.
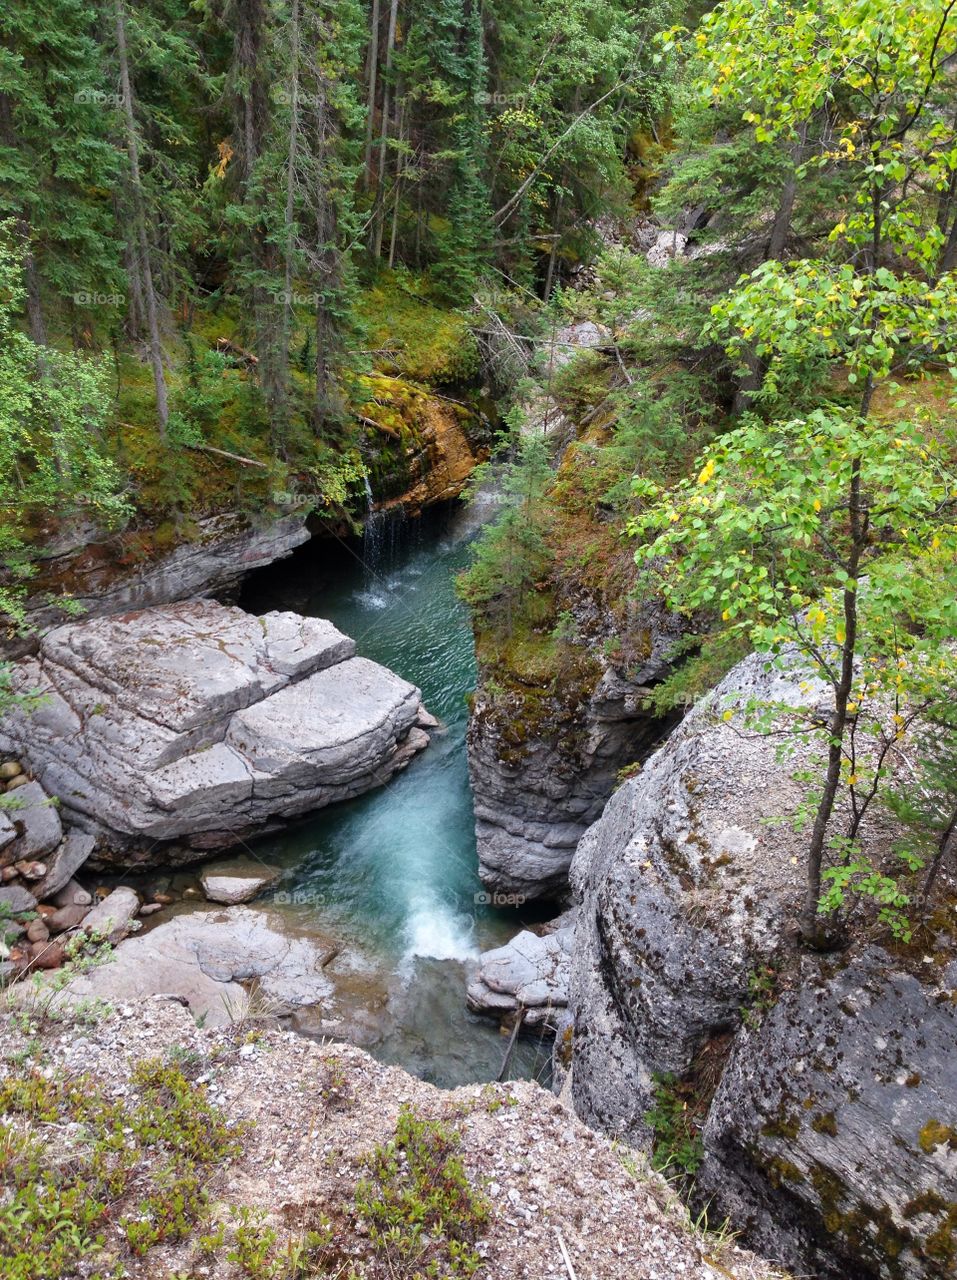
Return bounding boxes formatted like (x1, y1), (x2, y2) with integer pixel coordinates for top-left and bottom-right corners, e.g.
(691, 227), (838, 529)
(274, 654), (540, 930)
(114, 0), (169, 437)
(371, 0), (398, 258)
(799, 462), (862, 945)
(733, 125), (806, 415)
(362, 0), (381, 188)
(275, 0), (301, 451)
(387, 93), (405, 269)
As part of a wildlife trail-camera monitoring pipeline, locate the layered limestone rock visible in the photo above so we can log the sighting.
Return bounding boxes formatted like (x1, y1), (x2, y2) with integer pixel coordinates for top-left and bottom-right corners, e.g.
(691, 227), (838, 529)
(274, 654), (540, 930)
(467, 606), (683, 901)
(466, 915), (575, 1029)
(0, 600), (430, 863)
(561, 647), (957, 1279)
(11, 512), (309, 654)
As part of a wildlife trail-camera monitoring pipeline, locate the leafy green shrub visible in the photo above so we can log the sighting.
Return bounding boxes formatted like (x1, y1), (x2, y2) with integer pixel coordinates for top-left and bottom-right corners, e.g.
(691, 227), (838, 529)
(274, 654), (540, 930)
(355, 1106), (489, 1278)
(644, 1073), (704, 1183)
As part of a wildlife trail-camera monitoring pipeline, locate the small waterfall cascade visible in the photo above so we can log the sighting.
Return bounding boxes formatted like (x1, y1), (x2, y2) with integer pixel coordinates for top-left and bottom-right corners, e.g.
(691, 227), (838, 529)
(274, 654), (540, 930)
(362, 472), (386, 575)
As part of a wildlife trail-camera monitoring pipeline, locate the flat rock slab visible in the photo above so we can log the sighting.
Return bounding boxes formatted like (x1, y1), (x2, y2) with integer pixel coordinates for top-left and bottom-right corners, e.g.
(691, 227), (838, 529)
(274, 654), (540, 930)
(33, 830), (96, 900)
(467, 926), (574, 1028)
(4, 781), (62, 861)
(60, 905), (335, 1026)
(200, 859), (282, 905)
(0, 600), (430, 862)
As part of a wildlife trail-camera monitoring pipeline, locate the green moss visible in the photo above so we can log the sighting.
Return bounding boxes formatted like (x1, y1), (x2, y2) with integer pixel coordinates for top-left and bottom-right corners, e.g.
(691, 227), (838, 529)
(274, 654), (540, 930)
(918, 1119), (957, 1154)
(761, 1111), (802, 1141)
(811, 1111), (839, 1137)
(355, 272), (479, 385)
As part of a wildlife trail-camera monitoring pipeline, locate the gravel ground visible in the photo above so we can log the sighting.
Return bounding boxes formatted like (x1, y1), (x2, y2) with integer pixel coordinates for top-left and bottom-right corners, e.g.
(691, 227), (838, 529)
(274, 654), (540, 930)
(0, 998), (789, 1280)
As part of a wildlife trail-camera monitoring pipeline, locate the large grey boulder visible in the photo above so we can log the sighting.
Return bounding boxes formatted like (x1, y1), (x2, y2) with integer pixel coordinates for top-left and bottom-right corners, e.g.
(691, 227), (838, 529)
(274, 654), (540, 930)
(565, 650), (831, 1141)
(562, 647), (956, 1279)
(698, 947), (957, 1280)
(467, 922), (574, 1029)
(0, 600), (429, 863)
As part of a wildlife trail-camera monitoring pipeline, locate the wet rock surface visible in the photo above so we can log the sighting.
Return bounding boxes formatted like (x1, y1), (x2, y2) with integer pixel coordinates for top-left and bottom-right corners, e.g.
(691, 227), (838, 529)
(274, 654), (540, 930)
(0, 599), (430, 862)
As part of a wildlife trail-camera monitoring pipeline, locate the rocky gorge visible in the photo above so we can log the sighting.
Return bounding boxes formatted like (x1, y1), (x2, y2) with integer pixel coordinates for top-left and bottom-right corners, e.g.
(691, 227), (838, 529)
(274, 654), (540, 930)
(469, 647), (957, 1280)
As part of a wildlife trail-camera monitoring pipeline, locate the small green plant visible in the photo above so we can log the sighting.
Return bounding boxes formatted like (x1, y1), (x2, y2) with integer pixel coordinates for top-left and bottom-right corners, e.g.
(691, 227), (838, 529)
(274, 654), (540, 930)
(226, 1206), (337, 1279)
(742, 965), (779, 1028)
(355, 1106), (490, 1278)
(644, 1073), (704, 1183)
(0, 1057), (244, 1277)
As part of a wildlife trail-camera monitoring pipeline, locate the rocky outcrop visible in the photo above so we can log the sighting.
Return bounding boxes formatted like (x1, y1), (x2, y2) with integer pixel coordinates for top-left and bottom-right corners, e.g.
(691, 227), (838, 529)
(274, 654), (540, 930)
(466, 914), (576, 1029)
(55, 905), (337, 1026)
(0, 599), (431, 863)
(10, 512), (309, 654)
(0, 997), (783, 1280)
(380, 399), (482, 515)
(565, 650), (819, 1141)
(561, 647), (957, 1279)
(467, 608), (683, 901)
(698, 947), (957, 1280)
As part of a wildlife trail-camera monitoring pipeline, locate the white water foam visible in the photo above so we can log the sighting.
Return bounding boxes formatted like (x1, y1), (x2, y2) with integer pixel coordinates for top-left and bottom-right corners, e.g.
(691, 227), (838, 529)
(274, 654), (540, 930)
(400, 894), (479, 972)
(352, 589), (390, 609)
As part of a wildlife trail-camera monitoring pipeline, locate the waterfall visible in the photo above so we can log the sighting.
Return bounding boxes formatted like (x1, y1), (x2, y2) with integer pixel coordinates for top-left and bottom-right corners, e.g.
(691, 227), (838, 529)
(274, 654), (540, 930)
(362, 472), (385, 575)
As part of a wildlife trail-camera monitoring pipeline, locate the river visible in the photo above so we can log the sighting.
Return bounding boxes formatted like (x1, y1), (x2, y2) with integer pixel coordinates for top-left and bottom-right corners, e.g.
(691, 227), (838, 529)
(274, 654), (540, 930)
(238, 496), (553, 1088)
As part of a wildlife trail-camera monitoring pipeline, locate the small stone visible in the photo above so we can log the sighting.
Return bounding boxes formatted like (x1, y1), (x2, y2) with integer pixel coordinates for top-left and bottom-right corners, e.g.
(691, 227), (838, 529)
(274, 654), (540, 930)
(200, 859), (282, 906)
(5, 773), (30, 791)
(152, 892), (174, 904)
(0, 762), (23, 781)
(30, 939), (66, 969)
(26, 919), (50, 944)
(139, 902), (164, 917)
(14, 860), (47, 881)
(52, 878), (93, 908)
(47, 903), (90, 933)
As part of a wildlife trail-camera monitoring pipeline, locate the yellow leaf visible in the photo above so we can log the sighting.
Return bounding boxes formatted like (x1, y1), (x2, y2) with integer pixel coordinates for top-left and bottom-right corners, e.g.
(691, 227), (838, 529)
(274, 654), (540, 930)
(697, 459), (716, 486)
(813, 498), (822, 513)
